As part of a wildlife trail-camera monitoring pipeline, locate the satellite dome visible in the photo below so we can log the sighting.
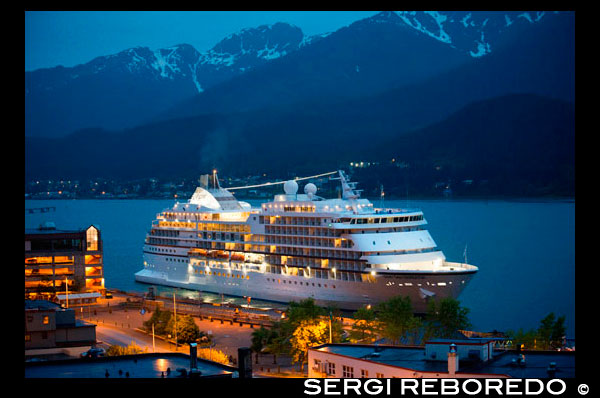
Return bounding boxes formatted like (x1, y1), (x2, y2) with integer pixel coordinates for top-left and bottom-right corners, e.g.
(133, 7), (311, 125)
(283, 180), (299, 195)
(304, 183), (317, 195)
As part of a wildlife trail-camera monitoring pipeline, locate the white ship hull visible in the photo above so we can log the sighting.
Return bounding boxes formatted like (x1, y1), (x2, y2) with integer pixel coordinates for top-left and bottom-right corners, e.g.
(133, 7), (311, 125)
(135, 170), (479, 313)
(135, 255), (476, 312)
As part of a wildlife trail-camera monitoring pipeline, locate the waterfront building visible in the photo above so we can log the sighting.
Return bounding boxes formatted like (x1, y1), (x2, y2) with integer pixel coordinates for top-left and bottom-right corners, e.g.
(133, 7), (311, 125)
(307, 340), (575, 378)
(25, 223), (105, 303)
(25, 300), (97, 359)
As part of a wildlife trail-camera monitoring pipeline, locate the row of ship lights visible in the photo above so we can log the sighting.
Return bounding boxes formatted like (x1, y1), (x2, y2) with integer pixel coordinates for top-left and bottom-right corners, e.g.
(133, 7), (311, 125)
(262, 203), (372, 211)
(193, 261), (378, 279)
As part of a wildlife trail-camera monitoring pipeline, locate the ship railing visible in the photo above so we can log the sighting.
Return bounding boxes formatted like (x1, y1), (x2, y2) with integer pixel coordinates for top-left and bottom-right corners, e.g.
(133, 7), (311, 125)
(444, 261), (479, 271)
(372, 207), (422, 214)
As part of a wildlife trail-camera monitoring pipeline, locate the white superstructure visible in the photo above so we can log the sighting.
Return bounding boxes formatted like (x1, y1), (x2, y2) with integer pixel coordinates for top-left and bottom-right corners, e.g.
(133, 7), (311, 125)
(135, 170), (478, 312)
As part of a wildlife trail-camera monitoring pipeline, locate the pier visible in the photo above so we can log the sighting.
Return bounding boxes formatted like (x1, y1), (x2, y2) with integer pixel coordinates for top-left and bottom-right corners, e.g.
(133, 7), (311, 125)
(100, 289), (281, 329)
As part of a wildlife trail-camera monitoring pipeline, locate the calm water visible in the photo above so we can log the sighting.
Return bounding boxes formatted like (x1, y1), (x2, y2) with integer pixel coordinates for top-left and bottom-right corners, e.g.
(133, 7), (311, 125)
(25, 198), (575, 337)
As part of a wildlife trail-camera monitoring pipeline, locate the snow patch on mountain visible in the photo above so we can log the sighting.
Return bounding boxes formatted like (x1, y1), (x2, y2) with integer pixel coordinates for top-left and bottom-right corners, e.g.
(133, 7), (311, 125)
(461, 13), (475, 28)
(470, 31), (492, 58)
(396, 11), (452, 44)
(152, 47), (182, 79)
(126, 48), (148, 73)
(390, 11), (555, 59)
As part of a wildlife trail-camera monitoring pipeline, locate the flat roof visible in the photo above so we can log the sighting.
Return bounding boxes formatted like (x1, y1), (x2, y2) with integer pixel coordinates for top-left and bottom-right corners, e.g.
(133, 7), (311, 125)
(25, 300), (62, 311)
(24, 353), (234, 378)
(312, 344), (575, 378)
(470, 350), (576, 378)
(315, 344), (449, 374)
(25, 228), (85, 235)
(427, 338), (502, 345)
(56, 292), (101, 300)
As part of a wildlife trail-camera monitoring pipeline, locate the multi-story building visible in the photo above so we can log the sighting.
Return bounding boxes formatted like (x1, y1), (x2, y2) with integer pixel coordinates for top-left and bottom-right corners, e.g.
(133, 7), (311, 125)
(25, 223), (105, 303)
(25, 300), (97, 359)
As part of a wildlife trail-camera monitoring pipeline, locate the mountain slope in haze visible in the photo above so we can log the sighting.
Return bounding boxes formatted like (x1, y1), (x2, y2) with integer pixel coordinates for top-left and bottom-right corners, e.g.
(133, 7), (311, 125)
(354, 93), (575, 197)
(25, 93), (575, 197)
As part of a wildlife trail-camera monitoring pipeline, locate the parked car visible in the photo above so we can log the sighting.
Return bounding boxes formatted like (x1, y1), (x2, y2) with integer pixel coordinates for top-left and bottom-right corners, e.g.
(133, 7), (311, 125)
(81, 347), (105, 358)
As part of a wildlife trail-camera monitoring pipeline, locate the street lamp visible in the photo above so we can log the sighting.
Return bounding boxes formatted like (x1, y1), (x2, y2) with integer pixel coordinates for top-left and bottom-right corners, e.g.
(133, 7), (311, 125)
(173, 290), (178, 351)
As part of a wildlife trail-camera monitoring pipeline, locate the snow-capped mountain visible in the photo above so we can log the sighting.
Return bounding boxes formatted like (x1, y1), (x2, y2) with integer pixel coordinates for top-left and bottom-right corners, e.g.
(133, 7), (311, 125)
(391, 11), (556, 57)
(25, 12), (565, 139)
(25, 22), (312, 138)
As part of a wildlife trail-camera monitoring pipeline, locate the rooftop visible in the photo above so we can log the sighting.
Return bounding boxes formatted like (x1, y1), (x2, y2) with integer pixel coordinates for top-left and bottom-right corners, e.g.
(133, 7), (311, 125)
(25, 300), (62, 311)
(313, 343), (575, 378)
(24, 353), (235, 378)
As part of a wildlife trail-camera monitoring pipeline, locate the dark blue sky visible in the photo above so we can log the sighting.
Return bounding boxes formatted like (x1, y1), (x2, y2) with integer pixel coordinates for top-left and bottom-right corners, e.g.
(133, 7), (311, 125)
(25, 11), (379, 71)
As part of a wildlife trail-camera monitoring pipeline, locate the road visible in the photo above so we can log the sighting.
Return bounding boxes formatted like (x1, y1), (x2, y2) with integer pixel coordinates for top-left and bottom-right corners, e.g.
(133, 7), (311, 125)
(88, 304), (257, 358)
(95, 324), (172, 353)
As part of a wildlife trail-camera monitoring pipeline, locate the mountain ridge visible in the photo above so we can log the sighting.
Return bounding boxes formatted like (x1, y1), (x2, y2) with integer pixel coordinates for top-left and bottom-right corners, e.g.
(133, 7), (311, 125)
(25, 22), (314, 138)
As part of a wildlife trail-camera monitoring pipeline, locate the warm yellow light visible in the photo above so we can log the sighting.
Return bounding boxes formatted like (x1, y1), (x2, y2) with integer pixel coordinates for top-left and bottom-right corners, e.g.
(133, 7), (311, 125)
(371, 270), (376, 276)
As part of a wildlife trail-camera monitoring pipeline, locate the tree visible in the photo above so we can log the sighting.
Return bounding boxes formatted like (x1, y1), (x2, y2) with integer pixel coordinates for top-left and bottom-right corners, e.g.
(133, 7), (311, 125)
(349, 307), (379, 343)
(424, 297), (471, 340)
(106, 342), (147, 356)
(168, 314), (200, 344)
(551, 315), (566, 349)
(143, 306), (172, 336)
(263, 298), (343, 370)
(251, 326), (280, 363)
(251, 326), (272, 354)
(197, 347), (230, 365)
(538, 313), (566, 350)
(376, 296), (422, 345)
(507, 313), (567, 350)
(506, 328), (538, 350)
(290, 319), (329, 370)
(286, 298), (325, 328)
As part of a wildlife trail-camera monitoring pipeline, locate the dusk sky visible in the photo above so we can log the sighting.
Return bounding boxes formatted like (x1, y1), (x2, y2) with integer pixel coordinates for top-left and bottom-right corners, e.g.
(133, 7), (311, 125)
(25, 11), (379, 71)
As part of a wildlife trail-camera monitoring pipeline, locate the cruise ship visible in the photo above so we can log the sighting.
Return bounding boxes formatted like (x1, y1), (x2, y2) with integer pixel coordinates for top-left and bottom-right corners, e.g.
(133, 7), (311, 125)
(135, 171), (478, 312)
